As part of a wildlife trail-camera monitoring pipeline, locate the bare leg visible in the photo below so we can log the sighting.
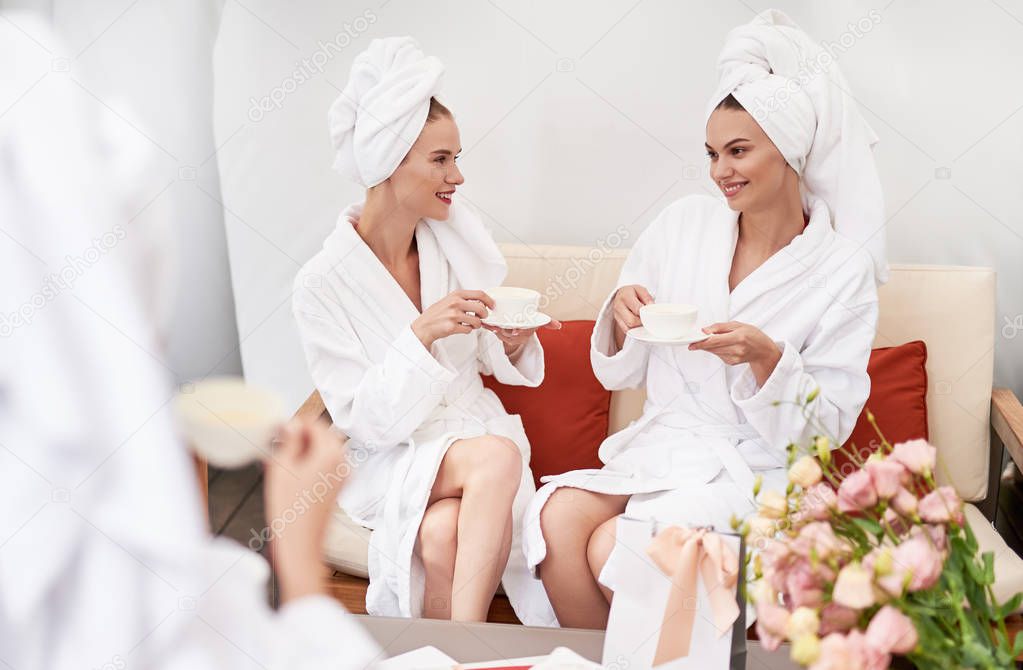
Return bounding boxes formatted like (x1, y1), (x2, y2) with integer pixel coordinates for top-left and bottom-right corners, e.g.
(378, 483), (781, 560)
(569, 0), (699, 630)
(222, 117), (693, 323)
(586, 516), (619, 604)
(537, 488), (629, 629)
(416, 497), (460, 619)
(427, 435), (522, 621)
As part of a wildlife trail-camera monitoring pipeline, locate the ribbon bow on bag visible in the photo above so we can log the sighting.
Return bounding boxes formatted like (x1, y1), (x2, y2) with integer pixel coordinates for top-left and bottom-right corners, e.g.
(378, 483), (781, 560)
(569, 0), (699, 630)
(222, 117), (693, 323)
(645, 527), (741, 666)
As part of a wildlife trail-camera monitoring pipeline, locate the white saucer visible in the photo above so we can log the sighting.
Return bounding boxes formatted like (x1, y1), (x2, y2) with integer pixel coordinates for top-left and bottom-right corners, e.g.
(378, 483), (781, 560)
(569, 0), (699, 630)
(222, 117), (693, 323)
(628, 326), (709, 345)
(481, 312), (553, 330)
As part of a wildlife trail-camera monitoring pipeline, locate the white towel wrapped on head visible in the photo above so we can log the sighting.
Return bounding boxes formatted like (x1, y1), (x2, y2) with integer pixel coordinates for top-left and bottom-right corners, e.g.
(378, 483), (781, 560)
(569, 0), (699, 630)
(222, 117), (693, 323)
(706, 9), (888, 284)
(328, 36), (444, 187)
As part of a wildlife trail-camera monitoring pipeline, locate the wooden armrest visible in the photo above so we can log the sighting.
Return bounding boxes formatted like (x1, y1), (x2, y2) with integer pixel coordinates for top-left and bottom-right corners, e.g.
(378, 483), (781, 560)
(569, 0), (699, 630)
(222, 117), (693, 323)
(193, 452), (209, 523)
(993, 388), (1023, 472)
(294, 388), (331, 425)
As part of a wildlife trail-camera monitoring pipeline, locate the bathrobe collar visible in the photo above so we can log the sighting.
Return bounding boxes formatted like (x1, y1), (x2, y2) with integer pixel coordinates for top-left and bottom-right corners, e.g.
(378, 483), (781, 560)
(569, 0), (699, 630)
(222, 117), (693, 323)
(322, 197), (507, 336)
(725, 195), (833, 317)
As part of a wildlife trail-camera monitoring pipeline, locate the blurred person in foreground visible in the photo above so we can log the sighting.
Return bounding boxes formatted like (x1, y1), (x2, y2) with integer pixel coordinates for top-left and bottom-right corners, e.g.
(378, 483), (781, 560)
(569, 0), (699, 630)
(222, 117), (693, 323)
(0, 13), (381, 669)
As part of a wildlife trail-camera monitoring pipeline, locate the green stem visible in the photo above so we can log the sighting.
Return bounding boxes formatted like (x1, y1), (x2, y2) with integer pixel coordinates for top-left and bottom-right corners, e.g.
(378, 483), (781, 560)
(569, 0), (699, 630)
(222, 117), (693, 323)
(864, 409), (894, 454)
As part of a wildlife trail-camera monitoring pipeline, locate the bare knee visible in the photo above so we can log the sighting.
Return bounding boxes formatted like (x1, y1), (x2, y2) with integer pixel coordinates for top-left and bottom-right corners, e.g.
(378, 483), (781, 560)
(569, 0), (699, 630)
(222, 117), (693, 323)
(418, 499), (459, 568)
(539, 488), (589, 548)
(465, 436), (522, 491)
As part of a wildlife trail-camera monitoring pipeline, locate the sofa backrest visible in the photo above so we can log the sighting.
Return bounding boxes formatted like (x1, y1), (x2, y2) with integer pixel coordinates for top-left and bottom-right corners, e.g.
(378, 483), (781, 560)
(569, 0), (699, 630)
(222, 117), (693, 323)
(500, 244), (995, 501)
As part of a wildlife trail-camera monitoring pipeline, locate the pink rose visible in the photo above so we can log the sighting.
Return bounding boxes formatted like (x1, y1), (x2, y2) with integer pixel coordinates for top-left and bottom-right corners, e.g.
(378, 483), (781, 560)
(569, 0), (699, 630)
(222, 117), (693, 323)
(809, 631), (889, 670)
(865, 459), (908, 499)
(910, 523), (949, 553)
(890, 486), (918, 517)
(918, 486), (964, 525)
(755, 602), (790, 652)
(818, 602), (860, 636)
(793, 522), (849, 561)
(801, 482), (839, 521)
(894, 534), (944, 591)
(890, 439), (937, 476)
(875, 562), (910, 598)
(881, 507), (910, 536)
(837, 469), (878, 513)
(809, 633), (857, 670)
(866, 605), (919, 655)
(785, 559), (828, 608)
(763, 540), (797, 593)
(851, 629), (893, 670)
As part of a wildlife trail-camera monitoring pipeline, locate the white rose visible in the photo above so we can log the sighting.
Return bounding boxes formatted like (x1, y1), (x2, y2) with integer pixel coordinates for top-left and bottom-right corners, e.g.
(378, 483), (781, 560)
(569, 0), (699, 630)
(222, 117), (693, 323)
(785, 606), (821, 639)
(747, 514), (779, 543)
(758, 490), (788, 519)
(788, 455), (823, 488)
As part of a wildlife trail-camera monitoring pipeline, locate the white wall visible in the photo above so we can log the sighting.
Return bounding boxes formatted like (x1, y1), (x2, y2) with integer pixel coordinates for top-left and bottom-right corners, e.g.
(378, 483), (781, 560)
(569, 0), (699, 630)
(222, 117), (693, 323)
(212, 0), (1023, 411)
(3, 0), (243, 382)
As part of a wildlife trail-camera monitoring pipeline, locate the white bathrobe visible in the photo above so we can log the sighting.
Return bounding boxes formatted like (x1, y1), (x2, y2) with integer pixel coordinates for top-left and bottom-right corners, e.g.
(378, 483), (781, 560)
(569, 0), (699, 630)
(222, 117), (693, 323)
(522, 194), (878, 586)
(293, 200), (558, 627)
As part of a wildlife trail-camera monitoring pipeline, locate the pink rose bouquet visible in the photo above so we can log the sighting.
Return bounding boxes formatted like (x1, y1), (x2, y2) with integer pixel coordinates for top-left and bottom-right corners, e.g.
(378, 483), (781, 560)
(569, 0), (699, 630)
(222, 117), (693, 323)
(739, 404), (1022, 669)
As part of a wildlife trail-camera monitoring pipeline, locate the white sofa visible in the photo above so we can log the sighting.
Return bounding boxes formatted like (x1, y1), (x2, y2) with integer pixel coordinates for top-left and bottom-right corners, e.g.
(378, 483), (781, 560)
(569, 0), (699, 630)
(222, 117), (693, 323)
(304, 244), (1023, 607)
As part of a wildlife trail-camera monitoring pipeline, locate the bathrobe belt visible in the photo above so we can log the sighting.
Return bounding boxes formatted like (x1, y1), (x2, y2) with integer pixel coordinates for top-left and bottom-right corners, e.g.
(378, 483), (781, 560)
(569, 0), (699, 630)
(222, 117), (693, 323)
(652, 412), (761, 503)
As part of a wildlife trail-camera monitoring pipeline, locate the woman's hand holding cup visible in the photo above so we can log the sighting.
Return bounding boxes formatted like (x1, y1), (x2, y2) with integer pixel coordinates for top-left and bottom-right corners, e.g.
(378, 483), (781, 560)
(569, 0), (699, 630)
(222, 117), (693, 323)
(412, 289), (495, 349)
(612, 284), (654, 348)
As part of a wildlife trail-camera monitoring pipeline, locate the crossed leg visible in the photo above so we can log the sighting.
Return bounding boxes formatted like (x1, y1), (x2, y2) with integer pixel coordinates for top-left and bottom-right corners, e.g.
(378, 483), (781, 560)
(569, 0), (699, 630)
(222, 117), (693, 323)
(415, 434), (521, 621)
(537, 487), (630, 629)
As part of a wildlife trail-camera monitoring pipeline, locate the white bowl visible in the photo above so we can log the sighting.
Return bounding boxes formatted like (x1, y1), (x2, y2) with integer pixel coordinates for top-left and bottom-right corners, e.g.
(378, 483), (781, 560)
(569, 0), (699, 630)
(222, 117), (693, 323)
(173, 376), (286, 469)
(639, 303), (698, 339)
(487, 286), (541, 325)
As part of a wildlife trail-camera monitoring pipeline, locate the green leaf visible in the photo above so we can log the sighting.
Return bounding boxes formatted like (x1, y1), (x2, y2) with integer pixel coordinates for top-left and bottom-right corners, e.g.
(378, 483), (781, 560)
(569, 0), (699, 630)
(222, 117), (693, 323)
(965, 553), (987, 585)
(1012, 627), (1023, 657)
(963, 520), (980, 554)
(998, 592), (1023, 619)
(983, 551), (995, 586)
(961, 638), (995, 667)
(850, 516), (883, 539)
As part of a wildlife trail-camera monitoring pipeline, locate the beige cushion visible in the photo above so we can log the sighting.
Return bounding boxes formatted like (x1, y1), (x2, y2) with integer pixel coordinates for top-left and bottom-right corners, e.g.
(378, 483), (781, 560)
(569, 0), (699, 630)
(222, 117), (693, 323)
(874, 266), (995, 501)
(326, 244), (1001, 586)
(324, 505), (370, 579)
(965, 503), (1023, 609)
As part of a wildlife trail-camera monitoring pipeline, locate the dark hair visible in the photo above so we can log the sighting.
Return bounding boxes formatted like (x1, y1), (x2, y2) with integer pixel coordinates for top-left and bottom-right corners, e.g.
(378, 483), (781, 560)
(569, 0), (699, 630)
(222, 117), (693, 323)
(714, 93), (746, 113)
(426, 97), (453, 121)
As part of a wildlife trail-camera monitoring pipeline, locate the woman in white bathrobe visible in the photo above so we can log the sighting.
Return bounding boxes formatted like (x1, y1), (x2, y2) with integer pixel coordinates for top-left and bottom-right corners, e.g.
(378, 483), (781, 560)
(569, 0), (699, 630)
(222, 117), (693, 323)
(293, 38), (558, 626)
(524, 10), (886, 629)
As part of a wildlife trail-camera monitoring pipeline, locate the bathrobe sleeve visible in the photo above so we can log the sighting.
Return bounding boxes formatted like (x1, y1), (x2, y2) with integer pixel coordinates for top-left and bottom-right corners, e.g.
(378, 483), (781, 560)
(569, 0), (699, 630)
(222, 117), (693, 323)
(294, 309), (455, 451)
(729, 261), (878, 453)
(477, 329), (545, 387)
(268, 595), (382, 669)
(190, 539), (383, 669)
(590, 214), (669, 391)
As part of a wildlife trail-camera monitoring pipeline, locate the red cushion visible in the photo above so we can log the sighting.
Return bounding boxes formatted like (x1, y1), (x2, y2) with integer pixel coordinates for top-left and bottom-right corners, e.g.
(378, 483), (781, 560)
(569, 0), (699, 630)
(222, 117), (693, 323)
(482, 321), (610, 488)
(485, 330), (928, 489)
(834, 340), (929, 477)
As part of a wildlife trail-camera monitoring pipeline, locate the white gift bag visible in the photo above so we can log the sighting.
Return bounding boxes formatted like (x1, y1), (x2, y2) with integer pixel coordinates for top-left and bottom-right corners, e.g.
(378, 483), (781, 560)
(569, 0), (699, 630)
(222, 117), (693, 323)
(601, 517), (746, 670)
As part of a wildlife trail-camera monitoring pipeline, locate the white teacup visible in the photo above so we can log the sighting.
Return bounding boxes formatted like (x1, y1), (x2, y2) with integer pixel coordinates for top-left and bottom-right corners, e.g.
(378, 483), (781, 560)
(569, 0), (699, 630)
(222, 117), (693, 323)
(487, 286), (541, 326)
(639, 303), (698, 339)
(173, 376), (286, 468)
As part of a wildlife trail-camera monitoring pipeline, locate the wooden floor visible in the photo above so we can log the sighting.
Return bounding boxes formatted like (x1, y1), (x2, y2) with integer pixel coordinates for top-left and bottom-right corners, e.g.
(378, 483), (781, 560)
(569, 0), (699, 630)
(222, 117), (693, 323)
(207, 463), (277, 601)
(208, 463), (266, 549)
(323, 571), (521, 624)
